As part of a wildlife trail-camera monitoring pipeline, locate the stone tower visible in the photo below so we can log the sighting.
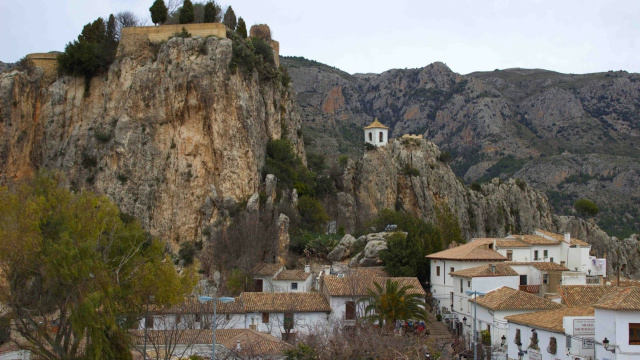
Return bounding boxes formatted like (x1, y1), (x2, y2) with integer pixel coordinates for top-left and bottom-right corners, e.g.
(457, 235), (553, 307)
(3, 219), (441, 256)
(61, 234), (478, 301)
(364, 118), (389, 147)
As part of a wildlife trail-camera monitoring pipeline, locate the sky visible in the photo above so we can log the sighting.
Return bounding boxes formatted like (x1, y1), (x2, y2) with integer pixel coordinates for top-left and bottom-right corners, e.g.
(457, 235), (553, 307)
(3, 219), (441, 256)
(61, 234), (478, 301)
(1, 0), (640, 75)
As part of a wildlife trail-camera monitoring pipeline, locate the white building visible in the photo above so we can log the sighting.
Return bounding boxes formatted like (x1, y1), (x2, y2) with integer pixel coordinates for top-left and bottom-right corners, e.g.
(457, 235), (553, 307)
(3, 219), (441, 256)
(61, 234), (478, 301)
(469, 286), (564, 348)
(321, 273), (425, 326)
(363, 118), (389, 147)
(505, 306), (596, 360)
(426, 238), (507, 309)
(252, 263), (285, 293)
(593, 287), (640, 360)
(271, 268), (314, 293)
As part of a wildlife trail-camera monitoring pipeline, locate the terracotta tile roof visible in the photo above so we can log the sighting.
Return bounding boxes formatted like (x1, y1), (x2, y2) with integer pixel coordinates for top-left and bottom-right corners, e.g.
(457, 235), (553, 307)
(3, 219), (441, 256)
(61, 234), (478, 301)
(495, 239), (530, 248)
(558, 285), (624, 307)
(426, 239), (507, 261)
(505, 306), (594, 333)
(450, 263), (518, 278)
(363, 118), (389, 129)
(274, 270), (312, 281)
(241, 292), (331, 313)
(323, 275), (425, 297)
(506, 262), (570, 271)
(129, 329), (292, 355)
(594, 287), (640, 311)
(535, 229), (590, 247)
(511, 234), (560, 246)
(471, 287), (564, 311)
(151, 296), (244, 314)
(253, 263), (283, 277)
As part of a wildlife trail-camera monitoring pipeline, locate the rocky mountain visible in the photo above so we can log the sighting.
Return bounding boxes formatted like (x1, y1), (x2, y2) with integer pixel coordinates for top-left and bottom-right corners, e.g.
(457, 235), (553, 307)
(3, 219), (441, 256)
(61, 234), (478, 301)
(0, 36), (304, 245)
(281, 57), (640, 238)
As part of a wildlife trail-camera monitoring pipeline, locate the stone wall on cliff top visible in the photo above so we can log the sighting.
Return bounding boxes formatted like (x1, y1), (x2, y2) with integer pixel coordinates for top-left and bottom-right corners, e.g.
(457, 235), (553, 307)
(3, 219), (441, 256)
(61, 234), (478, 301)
(0, 35), (304, 244)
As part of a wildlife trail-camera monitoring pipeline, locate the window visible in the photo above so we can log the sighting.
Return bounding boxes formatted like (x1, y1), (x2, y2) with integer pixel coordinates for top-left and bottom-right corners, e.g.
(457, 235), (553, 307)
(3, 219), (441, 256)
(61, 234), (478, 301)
(468, 280), (471, 287)
(436, 266), (440, 276)
(345, 301), (356, 320)
(175, 314), (182, 324)
(547, 337), (557, 354)
(368, 132), (373, 141)
(550, 257), (554, 263)
(450, 267), (454, 274)
(262, 312), (269, 324)
(534, 250), (539, 260)
(543, 250), (548, 258)
(284, 312), (294, 331)
(145, 316), (154, 329)
(507, 250), (513, 261)
(291, 282), (298, 290)
(543, 274), (549, 284)
(630, 323), (640, 345)
(195, 314), (201, 323)
(460, 279), (463, 293)
(379, 132), (383, 142)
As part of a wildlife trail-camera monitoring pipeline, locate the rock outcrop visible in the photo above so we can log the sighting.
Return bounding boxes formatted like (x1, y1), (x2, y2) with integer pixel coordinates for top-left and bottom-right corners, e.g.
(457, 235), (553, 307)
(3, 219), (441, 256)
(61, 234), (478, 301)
(0, 36), (303, 245)
(336, 138), (554, 239)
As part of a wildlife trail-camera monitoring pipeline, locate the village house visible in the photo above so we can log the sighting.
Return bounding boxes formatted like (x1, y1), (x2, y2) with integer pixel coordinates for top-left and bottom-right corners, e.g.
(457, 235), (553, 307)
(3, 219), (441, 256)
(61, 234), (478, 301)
(427, 238), (507, 308)
(252, 264), (314, 293)
(593, 287), (640, 360)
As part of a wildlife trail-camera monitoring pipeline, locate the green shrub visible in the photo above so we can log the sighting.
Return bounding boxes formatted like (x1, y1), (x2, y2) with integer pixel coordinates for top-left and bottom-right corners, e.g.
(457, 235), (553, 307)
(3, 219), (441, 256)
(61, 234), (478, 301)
(515, 178), (527, 190)
(305, 233), (340, 257)
(298, 196), (329, 232)
(280, 65), (291, 87)
(470, 182), (482, 192)
(251, 37), (275, 65)
(227, 269), (250, 294)
(365, 143), (376, 151)
(436, 314), (442, 321)
(338, 155), (349, 167)
(402, 164), (420, 177)
(172, 27), (192, 38)
(0, 316), (9, 345)
(438, 151), (452, 163)
(574, 199), (599, 217)
(236, 17), (247, 39)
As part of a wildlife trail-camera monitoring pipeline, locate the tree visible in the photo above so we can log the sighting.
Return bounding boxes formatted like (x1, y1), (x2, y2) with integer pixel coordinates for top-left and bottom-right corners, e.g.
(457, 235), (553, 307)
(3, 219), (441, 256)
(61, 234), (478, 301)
(222, 6), (237, 30)
(380, 233), (422, 277)
(150, 0), (168, 25)
(359, 279), (428, 329)
(116, 11), (141, 35)
(574, 199), (599, 217)
(203, 1), (217, 23)
(297, 196), (329, 232)
(0, 173), (197, 360)
(179, 0), (195, 24)
(58, 16), (119, 87)
(236, 17), (247, 38)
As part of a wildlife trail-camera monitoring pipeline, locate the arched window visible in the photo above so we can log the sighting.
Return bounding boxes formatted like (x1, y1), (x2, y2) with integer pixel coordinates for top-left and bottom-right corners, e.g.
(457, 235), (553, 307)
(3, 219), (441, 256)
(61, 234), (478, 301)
(379, 132), (384, 142)
(369, 132), (373, 142)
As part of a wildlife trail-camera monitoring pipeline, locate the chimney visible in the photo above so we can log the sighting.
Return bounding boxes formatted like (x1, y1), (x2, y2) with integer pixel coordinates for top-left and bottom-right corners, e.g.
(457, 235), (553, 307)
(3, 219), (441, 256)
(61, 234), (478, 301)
(564, 233), (570, 244)
(490, 264), (496, 274)
(305, 264), (311, 273)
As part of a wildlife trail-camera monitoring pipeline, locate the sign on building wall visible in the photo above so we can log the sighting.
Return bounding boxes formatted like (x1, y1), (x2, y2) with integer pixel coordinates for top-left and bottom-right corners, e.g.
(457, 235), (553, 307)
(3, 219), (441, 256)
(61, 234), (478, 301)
(573, 319), (595, 335)
(582, 338), (594, 349)
(528, 350), (542, 360)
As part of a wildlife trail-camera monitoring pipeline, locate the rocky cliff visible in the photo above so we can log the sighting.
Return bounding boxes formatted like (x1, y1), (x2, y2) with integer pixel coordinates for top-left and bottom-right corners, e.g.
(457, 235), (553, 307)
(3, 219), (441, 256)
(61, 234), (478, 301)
(281, 57), (640, 238)
(0, 36), (304, 244)
(336, 137), (554, 239)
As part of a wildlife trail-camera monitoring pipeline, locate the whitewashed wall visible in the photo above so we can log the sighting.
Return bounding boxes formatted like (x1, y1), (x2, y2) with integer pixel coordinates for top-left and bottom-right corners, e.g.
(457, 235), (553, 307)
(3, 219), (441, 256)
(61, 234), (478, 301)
(595, 309), (640, 360)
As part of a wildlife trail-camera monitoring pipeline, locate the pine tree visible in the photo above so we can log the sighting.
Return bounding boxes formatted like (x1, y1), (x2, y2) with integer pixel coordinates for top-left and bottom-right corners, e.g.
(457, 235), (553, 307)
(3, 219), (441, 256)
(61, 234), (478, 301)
(149, 0), (168, 25)
(237, 17), (247, 39)
(179, 0), (195, 24)
(223, 6), (237, 30)
(203, 1), (216, 23)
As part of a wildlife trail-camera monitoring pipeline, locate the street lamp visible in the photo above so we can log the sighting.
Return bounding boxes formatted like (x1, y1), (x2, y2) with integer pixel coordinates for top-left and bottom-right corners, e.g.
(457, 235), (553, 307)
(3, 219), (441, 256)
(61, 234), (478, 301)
(465, 290), (486, 360)
(517, 349), (528, 360)
(198, 296), (235, 360)
(462, 316), (467, 326)
(603, 337), (615, 353)
(501, 335), (506, 347)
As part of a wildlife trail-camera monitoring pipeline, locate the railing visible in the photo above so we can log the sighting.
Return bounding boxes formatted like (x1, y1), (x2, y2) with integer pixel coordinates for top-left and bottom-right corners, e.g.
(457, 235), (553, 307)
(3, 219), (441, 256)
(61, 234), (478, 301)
(519, 285), (540, 294)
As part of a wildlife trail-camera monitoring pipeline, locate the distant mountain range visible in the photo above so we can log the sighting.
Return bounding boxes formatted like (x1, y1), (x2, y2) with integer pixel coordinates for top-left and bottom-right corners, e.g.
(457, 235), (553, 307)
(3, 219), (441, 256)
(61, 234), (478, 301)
(281, 56), (640, 238)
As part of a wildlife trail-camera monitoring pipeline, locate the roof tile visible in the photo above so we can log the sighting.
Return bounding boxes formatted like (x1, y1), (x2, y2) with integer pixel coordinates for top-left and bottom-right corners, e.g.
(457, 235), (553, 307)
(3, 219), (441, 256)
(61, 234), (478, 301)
(450, 263), (518, 278)
(323, 275), (425, 297)
(471, 287), (564, 311)
(274, 270), (312, 281)
(505, 306), (594, 333)
(594, 287), (640, 310)
(558, 285), (625, 307)
(241, 292), (331, 313)
(426, 239), (506, 261)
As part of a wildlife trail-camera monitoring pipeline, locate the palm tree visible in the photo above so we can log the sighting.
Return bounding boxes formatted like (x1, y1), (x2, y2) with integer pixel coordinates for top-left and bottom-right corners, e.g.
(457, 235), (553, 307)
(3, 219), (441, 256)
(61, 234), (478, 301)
(358, 279), (428, 328)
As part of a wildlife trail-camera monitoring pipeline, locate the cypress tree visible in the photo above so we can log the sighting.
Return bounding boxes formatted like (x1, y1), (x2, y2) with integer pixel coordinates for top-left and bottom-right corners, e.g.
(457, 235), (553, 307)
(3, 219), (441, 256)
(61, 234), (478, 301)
(223, 6), (237, 30)
(149, 0), (168, 25)
(203, 1), (216, 23)
(179, 0), (195, 24)
(237, 17), (247, 39)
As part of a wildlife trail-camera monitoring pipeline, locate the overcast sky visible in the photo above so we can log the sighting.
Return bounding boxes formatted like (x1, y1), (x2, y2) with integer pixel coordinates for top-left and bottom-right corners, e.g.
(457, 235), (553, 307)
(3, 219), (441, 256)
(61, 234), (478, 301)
(1, 0), (639, 75)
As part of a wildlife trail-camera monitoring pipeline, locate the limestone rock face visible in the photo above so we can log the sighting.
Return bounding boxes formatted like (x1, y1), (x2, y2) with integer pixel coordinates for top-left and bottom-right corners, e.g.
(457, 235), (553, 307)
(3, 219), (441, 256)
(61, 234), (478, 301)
(338, 139), (554, 239)
(326, 234), (357, 262)
(0, 36), (304, 245)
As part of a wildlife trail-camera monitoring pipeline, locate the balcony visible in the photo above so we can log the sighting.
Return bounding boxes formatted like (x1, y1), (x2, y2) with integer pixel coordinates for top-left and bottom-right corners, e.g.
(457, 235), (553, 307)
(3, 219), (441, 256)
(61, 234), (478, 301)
(519, 285), (540, 294)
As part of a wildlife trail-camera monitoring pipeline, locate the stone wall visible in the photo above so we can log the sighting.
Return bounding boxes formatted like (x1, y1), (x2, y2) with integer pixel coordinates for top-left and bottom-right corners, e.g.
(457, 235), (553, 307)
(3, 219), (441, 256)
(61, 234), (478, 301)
(25, 53), (59, 83)
(121, 23), (226, 43)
